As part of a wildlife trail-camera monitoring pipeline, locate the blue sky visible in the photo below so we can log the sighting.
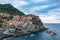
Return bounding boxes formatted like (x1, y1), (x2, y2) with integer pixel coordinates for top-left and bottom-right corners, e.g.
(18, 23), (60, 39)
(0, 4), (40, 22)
(0, 0), (60, 23)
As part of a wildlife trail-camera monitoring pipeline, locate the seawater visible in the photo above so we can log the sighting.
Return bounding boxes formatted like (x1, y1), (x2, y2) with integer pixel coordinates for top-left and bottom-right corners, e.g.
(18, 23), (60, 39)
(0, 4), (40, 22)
(6, 23), (60, 40)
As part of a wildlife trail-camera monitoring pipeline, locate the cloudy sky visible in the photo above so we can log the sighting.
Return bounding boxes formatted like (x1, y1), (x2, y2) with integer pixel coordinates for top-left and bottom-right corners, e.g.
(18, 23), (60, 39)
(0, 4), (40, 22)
(0, 0), (60, 23)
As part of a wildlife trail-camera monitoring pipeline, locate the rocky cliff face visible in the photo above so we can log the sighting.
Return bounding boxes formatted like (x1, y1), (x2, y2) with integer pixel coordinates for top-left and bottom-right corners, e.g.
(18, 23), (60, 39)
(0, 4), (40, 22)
(3, 14), (44, 34)
(0, 4), (44, 35)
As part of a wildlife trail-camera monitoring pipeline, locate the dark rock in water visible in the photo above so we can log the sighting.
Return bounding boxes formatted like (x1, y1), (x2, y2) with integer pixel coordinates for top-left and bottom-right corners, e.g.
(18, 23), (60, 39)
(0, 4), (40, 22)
(0, 34), (13, 40)
(44, 29), (57, 35)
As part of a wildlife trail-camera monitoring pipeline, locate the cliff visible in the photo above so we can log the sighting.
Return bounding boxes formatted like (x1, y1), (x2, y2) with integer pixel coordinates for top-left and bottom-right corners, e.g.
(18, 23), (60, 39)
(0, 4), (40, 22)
(0, 4), (56, 40)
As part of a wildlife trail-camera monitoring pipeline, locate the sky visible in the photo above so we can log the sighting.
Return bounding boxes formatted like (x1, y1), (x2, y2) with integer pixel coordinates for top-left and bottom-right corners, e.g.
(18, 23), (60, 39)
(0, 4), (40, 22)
(0, 0), (60, 23)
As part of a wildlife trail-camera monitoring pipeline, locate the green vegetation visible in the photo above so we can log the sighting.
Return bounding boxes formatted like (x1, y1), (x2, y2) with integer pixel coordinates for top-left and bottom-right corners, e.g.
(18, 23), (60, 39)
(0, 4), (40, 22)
(0, 23), (3, 28)
(0, 4), (25, 16)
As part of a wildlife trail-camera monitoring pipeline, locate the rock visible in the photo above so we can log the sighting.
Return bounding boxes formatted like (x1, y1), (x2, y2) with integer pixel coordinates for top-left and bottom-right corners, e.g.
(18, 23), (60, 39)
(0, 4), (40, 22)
(1, 14), (56, 36)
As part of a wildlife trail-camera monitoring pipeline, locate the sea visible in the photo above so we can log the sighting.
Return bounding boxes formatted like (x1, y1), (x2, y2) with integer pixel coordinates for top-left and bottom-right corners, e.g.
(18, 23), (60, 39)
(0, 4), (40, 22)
(5, 23), (60, 40)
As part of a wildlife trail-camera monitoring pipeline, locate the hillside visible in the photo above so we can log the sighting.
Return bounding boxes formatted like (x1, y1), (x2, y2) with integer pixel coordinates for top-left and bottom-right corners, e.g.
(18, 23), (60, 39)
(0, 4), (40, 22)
(0, 4), (25, 16)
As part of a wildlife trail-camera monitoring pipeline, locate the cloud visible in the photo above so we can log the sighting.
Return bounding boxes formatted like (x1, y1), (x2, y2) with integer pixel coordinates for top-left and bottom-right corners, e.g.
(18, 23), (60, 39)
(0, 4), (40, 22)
(0, 0), (29, 8)
(30, 5), (48, 12)
(30, 0), (48, 3)
(0, 0), (9, 4)
(11, 0), (29, 8)
(30, 3), (59, 13)
(39, 8), (60, 23)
